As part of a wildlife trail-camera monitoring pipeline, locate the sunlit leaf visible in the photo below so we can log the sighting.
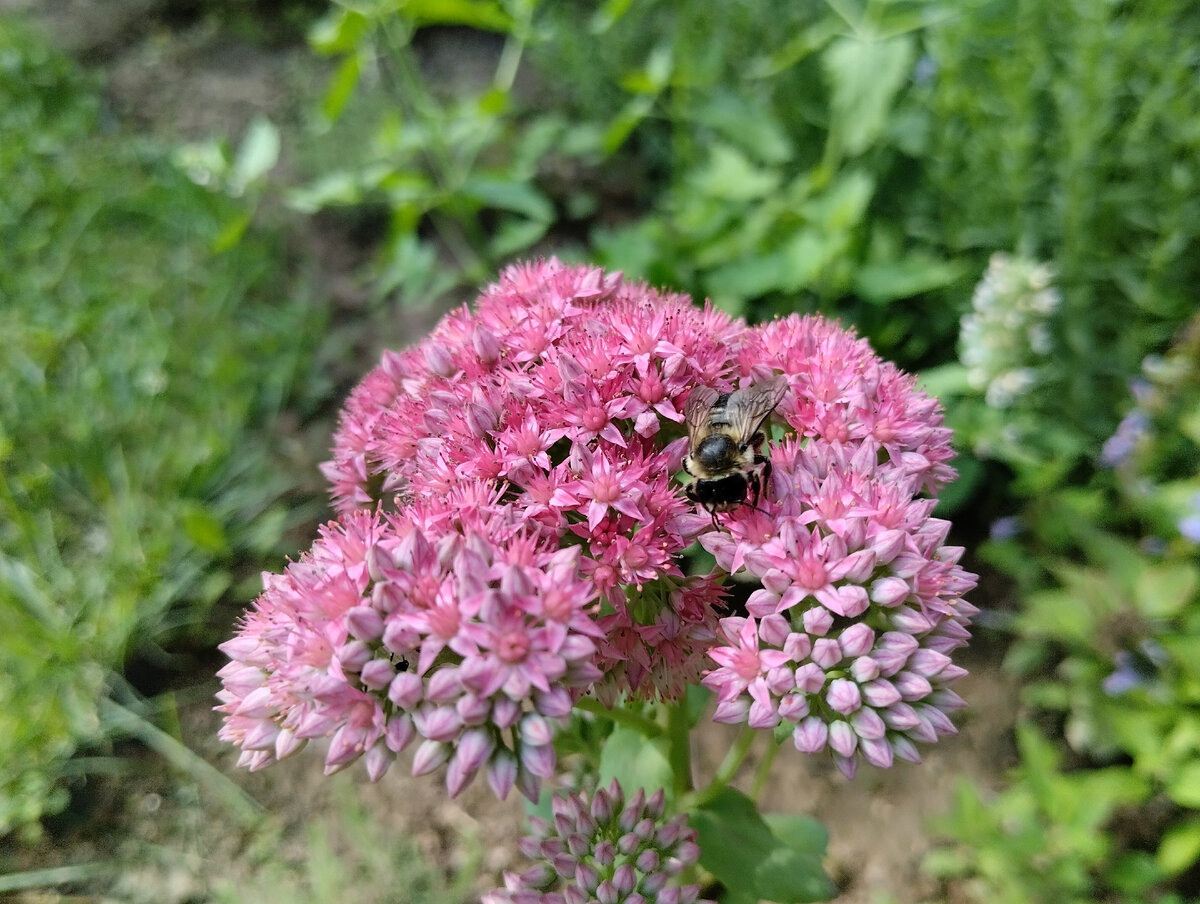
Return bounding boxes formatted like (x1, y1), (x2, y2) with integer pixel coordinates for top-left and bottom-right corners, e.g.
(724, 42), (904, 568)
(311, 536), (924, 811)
(596, 725), (673, 804)
(402, 0), (513, 30)
(308, 8), (370, 55)
(853, 255), (967, 303)
(232, 116), (280, 187)
(823, 33), (915, 156)
(691, 144), (780, 202)
(321, 53), (362, 123)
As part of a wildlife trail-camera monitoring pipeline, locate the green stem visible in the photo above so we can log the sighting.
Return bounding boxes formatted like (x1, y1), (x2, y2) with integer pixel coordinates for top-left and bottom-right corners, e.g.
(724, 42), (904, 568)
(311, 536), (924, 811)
(691, 724), (756, 807)
(99, 695), (262, 828)
(666, 699), (693, 798)
(493, 29), (526, 94)
(751, 734), (780, 803)
(376, 17), (490, 271)
(575, 696), (663, 737)
(0, 863), (114, 895)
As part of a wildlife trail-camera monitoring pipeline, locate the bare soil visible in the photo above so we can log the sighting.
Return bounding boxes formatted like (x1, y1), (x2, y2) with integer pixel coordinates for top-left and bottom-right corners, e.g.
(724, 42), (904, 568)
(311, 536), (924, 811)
(5, 5), (1020, 902)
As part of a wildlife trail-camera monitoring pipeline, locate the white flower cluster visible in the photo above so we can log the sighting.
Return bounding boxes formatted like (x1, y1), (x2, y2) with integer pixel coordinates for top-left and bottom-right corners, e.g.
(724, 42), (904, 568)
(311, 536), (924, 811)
(959, 253), (1061, 408)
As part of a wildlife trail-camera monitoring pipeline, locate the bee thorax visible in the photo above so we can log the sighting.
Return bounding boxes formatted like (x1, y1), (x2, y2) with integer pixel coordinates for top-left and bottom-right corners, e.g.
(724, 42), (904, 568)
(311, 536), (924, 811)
(695, 434), (740, 471)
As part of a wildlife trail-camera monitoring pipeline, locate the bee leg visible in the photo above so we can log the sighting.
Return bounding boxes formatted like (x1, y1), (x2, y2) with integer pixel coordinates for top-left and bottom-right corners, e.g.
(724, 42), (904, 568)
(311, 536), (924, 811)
(748, 470), (762, 508)
(750, 454), (772, 504)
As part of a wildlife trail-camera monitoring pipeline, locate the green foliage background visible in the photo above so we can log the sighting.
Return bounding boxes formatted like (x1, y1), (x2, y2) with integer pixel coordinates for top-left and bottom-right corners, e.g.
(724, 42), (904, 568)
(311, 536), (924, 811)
(3, 0), (1199, 901)
(0, 18), (324, 839)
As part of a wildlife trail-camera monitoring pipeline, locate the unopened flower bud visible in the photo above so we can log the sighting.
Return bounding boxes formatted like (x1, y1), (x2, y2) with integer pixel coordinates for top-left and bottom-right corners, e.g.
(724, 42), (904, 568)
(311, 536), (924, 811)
(870, 576), (910, 606)
(839, 622), (875, 658)
(337, 640), (372, 673)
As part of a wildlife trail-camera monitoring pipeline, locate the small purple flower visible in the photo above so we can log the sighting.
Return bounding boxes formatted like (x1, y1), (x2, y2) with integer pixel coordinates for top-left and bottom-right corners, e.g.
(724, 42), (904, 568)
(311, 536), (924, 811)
(988, 515), (1022, 541)
(484, 780), (709, 904)
(1100, 409), (1149, 468)
(1179, 492), (1200, 543)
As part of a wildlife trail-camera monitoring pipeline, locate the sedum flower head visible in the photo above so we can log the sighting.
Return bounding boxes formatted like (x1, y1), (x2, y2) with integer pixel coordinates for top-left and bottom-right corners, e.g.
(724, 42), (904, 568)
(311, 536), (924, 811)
(484, 779), (708, 904)
(218, 259), (975, 794)
(958, 252), (1060, 409)
(700, 318), (977, 777)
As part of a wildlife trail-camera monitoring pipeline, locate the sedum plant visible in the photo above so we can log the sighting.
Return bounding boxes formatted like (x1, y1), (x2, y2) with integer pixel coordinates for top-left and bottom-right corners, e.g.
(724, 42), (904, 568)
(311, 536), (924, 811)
(217, 260), (977, 902)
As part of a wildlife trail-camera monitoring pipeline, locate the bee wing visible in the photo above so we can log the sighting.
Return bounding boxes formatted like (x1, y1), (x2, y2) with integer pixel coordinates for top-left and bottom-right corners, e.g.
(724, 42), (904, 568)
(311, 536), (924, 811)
(684, 385), (720, 443)
(726, 376), (787, 447)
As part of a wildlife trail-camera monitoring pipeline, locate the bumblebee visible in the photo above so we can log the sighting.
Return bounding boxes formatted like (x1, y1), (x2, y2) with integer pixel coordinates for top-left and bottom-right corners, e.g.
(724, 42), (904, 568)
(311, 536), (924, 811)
(682, 376), (787, 519)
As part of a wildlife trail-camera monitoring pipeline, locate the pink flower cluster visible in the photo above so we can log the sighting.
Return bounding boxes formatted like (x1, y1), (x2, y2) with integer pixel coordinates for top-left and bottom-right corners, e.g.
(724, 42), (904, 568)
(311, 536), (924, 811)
(217, 258), (975, 796)
(702, 320), (976, 777)
(485, 780), (707, 904)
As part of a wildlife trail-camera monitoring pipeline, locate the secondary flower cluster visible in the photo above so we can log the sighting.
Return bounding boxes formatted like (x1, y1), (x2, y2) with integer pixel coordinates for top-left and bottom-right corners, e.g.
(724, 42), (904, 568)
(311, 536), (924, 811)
(702, 321), (976, 777)
(485, 780), (707, 904)
(217, 258), (975, 796)
(958, 252), (1060, 409)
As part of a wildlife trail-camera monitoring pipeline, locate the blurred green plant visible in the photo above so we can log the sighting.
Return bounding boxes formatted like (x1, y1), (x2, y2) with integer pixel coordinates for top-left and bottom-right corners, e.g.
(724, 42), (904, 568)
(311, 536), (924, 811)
(0, 17), (324, 839)
(292, 0), (969, 356)
(288, 0), (563, 307)
(911, 0), (1200, 478)
(532, 0), (967, 359)
(926, 312), (1200, 900)
(205, 794), (480, 904)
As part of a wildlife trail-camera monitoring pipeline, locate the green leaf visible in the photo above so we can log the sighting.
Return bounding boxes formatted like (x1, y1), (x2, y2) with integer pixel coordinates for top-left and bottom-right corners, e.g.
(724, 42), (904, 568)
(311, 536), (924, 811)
(401, 0), (513, 31)
(1166, 760), (1200, 808)
(602, 95), (655, 155)
(211, 210), (253, 253)
(705, 251), (791, 300)
(308, 8), (370, 55)
(597, 725), (673, 804)
(801, 170), (874, 232)
(748, 17), (842, 78)
(181, 503), (230, 555)
(1134, 562), (1198, 620)
(691, 144), (780, 201)
(1159, 817), (1200, 875)
(916, 363), (972, 398)
(286, 172), (364, 213)
(1018, 586), (1101, 645)
(620, 43), (673, 94)
(690, 787), (835, 903)
(232, 116), (280, 187)
(321, 53), (362, 122)
(689, 92), (793, 164)
(460, 177), (553, 221)
(589, 0), (637, 33)
(762, 812), (829, 856)
(488, 216), (550, 258)
(823, 33), (915, 156)
(683, 684), (712, 729)
(853, 255), (967, 304)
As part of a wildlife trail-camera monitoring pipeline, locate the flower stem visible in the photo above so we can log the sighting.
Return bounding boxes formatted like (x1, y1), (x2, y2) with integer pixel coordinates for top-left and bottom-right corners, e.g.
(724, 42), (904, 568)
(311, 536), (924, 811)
(691, 725), (756, 806)
(575, 696), (663, 737)
(751, 734), (781, 803)
(666, 699), (693, 798)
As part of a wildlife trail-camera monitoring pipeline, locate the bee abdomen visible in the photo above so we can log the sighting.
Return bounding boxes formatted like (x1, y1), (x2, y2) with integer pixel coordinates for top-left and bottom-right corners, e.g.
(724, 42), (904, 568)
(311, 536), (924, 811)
(688, 473), (750, 511)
